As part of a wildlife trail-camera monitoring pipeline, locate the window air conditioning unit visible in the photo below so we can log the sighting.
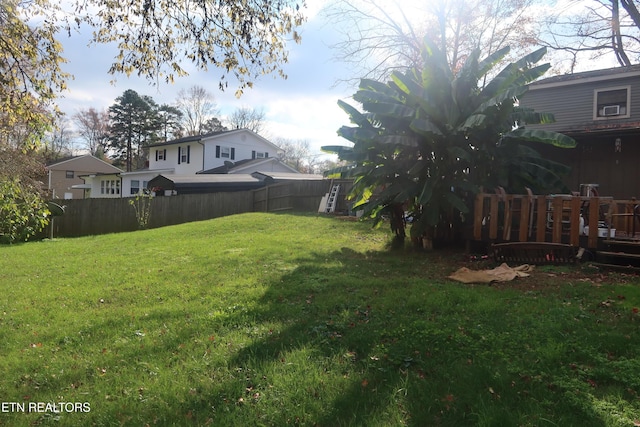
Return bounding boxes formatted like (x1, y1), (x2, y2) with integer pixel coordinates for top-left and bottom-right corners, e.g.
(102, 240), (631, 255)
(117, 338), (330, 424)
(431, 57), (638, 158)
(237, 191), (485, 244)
(602, 105), (620, 116)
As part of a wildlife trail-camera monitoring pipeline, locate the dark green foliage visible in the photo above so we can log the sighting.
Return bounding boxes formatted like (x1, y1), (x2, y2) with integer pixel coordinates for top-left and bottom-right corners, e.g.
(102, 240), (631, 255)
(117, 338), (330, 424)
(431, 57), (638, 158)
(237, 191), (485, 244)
(156, 104), (183, 142)
(324, 39), (575, 245)
(0, 179), (49, 244)
(108, 89), (163, 171)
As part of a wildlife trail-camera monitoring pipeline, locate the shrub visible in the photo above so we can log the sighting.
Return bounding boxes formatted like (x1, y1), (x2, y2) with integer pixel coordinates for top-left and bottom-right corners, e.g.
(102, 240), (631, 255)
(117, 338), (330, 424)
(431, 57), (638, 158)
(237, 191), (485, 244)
(129, 190), (153, 229)
(0, 178), (50, 244)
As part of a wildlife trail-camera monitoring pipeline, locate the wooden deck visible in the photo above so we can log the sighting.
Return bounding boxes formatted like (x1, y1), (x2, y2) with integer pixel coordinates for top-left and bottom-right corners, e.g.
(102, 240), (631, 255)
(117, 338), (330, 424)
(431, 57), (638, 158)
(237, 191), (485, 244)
(472, 192), (640, 265)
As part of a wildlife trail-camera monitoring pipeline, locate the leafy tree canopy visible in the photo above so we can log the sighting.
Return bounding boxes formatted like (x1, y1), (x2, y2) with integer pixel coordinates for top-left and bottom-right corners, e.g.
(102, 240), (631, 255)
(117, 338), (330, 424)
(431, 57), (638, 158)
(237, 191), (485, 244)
(0, 144), (50, 244)
(0, 0), (68, 148)
(1, 0), (306, 149)
(77, 0), (307, 96)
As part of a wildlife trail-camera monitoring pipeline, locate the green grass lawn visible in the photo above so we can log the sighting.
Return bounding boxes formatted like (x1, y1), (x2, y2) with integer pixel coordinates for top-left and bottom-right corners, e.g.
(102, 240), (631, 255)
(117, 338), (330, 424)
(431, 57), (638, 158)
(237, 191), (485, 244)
(2, 212), (640, 426)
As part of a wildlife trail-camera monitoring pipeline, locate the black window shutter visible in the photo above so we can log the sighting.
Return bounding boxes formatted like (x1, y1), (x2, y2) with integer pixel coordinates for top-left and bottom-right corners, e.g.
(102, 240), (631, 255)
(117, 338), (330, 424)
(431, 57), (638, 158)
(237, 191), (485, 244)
(265, 152), (268, 158)
(178, 147), (181, 164)
(252, 150), (256, 159)
(155, 150), (158, 161)
(215, 145), (220, 158)
(187, 145), (191, 163)
(231, 147), (235, 160)
(163, 149), (166, 160)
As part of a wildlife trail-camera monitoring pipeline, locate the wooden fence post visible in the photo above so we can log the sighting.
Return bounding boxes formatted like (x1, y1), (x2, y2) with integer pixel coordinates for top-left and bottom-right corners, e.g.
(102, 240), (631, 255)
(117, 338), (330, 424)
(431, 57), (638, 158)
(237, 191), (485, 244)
(570, 196), (581, 247)
(473, 193), (484, 240)
(588, 197), (600, 248)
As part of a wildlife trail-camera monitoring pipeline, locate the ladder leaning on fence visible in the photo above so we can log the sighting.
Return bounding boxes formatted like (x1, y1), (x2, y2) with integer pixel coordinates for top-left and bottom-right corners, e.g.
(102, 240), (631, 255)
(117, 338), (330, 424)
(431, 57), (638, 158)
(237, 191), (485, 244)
(318, 184), (340, 213)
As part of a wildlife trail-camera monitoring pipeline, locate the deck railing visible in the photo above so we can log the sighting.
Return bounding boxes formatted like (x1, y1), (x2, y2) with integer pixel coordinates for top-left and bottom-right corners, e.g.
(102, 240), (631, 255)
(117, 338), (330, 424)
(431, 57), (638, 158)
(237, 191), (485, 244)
(472, 192), (640, 249)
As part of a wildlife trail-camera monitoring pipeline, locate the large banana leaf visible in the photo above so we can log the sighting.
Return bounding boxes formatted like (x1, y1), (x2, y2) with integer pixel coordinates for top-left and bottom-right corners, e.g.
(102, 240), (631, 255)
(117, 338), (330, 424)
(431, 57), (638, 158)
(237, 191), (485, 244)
(451, 49), (481, 107)
(321, 145), (355, 160)
(337, 100), (373, 129)
(359, 78), (399, 96)
(474, 84), (529, 115)
(511, 107), (556, 125)
(445, 191), (470, 214)
(477, 46), (510, 77)
(362, 102), (416, 119)
(512, 46), (548, 70)
(410, 117), (444, 138)
(481, 49), (547, 98)
(353, 89), (401, 106)
(457, 113), (487, 131)
(418, 180), (435, 205)
(390, 70), (435, 115)
(337, 126), (379, 144)
(446, 145), (471, 161)
(375, 134), (420, 147)
(505, 128), (576, 148)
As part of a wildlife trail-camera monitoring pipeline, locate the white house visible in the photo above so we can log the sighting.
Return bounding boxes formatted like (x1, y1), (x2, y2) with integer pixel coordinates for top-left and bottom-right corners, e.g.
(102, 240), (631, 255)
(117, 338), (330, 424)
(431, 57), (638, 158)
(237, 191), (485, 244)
(148, 129), (283, 174)
(79, 129), (292, 198)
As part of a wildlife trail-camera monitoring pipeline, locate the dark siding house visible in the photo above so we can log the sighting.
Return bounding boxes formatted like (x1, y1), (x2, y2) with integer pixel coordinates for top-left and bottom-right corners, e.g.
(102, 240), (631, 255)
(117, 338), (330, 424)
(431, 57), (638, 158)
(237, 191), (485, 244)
(520, 64), (640, 199)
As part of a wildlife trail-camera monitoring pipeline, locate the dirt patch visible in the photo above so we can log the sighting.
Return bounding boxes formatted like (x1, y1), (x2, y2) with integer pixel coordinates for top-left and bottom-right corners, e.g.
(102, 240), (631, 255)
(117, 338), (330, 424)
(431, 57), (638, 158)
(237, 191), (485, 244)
(445, 252), (639, 293)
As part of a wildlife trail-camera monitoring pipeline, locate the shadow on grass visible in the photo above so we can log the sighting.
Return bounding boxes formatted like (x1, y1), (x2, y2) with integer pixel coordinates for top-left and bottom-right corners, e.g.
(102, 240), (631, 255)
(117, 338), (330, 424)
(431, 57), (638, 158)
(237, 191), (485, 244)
(6, 245), (627, 426)
(184, 249), (603, 426)
(206, 247), (611, 426)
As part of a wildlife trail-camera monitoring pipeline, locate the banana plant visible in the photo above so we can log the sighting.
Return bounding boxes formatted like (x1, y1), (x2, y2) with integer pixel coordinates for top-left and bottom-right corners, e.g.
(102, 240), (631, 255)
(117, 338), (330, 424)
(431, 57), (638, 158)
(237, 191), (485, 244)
(323, 38), (575, 246)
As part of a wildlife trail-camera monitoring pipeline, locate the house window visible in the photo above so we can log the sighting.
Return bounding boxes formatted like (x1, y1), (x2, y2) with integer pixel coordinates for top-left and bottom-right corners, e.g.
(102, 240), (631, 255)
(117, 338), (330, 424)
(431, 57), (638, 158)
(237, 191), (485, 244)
(66, 170), (74, 179)
(156, 149), (166, 161)
(101, 180), (120, 195)
(131, 180), (140, 195)
(178, 145), (190, 164)
(594, 86), (630, 119)
(252, 151), (268, 159)
(215, 145), (235, 160)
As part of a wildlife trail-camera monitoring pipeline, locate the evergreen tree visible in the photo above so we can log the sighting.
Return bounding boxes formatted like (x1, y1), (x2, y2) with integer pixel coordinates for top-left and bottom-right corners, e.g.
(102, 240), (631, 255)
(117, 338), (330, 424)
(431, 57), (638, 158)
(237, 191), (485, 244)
(157, 105), (183, 142)
(108, 90), (161, 171)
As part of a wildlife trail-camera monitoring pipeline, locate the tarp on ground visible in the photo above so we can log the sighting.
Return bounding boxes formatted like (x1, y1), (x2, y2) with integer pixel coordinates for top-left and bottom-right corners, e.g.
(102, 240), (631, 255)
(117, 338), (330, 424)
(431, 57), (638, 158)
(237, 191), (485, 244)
(448, 263), (534, 284)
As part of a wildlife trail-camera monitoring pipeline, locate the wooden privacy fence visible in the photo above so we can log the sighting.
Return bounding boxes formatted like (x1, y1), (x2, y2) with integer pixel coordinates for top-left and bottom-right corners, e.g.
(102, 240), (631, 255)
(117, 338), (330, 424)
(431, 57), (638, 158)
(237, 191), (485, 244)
(473, 192), (640, 249)
(252, 180), (351, 212)
(49, 179), (352, 238)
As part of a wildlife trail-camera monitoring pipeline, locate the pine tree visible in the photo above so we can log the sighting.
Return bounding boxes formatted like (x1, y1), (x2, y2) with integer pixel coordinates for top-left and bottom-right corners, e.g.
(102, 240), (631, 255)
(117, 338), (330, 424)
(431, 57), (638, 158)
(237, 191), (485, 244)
(108, 90), (161, 171)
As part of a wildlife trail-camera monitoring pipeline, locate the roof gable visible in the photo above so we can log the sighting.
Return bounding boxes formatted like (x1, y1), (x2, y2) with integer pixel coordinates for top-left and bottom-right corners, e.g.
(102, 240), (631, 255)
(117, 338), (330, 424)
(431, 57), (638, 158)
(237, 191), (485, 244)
(47, 154), (122, 173)
(149, 129), (282, 152)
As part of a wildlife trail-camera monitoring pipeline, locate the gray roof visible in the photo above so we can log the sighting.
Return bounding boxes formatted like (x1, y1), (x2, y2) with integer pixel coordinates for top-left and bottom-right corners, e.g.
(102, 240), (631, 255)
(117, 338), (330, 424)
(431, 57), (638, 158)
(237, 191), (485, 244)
(159, 174), (262, 184)
(530, 64), (640, 88)
(147, 131), (224, 148)
(251, 172), (324, 181)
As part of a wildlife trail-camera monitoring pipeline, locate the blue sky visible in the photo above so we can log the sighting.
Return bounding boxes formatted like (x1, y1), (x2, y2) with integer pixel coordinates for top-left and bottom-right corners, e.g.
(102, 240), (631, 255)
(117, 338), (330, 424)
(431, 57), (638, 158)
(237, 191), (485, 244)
(56, 0), (356, 158)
